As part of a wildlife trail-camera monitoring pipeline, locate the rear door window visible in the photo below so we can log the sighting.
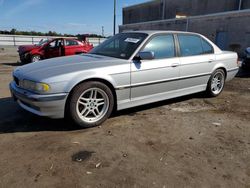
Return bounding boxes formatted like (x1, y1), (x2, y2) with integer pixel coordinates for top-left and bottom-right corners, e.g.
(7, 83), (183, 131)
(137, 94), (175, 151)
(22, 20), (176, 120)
(178, 35), (203, 56)
(66, 39), (79, 46)
(201, 38), (214, 54)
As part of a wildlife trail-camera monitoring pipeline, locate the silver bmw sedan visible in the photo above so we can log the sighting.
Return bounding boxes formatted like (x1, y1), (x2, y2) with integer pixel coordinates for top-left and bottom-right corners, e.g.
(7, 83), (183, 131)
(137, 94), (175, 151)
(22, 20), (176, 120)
(10, 31), (239, 127)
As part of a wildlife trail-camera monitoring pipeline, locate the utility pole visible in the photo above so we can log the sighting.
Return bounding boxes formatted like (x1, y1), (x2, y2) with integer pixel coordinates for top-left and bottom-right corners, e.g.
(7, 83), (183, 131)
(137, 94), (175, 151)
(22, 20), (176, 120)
(102, 26), (104, 37)
(113, 0), (116, 35)
(162, 0), (166, 20)
(239, 0), (242, 10)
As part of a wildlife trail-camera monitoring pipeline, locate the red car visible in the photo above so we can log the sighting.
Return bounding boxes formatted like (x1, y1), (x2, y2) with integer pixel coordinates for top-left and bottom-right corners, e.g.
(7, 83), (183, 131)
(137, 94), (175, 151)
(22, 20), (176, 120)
(18, 38), (94, 63)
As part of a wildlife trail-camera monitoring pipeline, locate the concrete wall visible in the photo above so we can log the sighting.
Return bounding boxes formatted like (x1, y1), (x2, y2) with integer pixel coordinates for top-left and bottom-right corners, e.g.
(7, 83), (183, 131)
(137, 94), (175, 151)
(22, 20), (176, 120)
(123, 1), (162, 24)
(123, 0), (250, 24)
(243, 0), (250, 9)
(120, 10), (250, 56)
(162, 0), (238, 18)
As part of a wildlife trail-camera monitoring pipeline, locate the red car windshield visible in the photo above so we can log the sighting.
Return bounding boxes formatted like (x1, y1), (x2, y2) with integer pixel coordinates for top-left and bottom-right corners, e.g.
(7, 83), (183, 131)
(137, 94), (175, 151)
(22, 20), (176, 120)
(36, 39), (50, 46)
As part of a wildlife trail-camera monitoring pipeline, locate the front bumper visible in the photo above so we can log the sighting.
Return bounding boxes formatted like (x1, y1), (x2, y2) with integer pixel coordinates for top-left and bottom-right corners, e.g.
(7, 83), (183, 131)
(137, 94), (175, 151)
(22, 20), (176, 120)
(19, 52), (31, 63)
(9, 81), (68, 118)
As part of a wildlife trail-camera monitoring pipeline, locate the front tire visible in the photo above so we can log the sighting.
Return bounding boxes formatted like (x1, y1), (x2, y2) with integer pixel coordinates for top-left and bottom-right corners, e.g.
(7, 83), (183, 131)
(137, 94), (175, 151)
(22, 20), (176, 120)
(67, 81), (114, 128)
(206, 69), (225, 97)
(31, 54), (41, 62)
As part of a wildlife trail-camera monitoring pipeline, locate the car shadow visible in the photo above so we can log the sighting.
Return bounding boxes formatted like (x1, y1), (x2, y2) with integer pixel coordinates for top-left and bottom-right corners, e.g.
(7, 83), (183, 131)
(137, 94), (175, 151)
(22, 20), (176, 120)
(0, 97), (78, 134)
(2, 62), (25, 66)
(236, 67), (250, 78)
(0, 93), (207, 134)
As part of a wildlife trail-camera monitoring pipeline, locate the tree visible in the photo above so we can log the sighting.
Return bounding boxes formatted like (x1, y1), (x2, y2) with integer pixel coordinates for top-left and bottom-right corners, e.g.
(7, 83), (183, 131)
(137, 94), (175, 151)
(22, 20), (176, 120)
(0, 28), (106, 38)
(10, 28), (17, 35)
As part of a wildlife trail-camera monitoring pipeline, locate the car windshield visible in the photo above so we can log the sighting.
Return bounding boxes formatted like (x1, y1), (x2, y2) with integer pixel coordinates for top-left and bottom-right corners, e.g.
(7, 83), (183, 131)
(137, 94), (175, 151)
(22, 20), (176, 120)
(36, 39), (50, 46)
(90, 33), (148, 59)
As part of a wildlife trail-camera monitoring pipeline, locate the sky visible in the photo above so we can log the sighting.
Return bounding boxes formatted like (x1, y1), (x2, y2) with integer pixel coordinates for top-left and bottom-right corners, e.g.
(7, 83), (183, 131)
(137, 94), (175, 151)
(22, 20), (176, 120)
(0, 0), (148, 36)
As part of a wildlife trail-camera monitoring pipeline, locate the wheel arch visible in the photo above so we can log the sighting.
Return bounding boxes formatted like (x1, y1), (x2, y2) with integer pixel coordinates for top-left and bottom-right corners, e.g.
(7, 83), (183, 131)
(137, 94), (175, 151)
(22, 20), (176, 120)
(65, 77), (117, 116)
(30, 48), (44, 57)
(206, 66), (227, 97)
(211, 66), (227, 79)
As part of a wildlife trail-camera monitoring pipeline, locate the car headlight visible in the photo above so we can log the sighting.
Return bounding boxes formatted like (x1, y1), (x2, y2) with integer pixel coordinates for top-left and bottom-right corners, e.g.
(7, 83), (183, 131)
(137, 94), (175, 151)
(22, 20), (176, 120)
(19, 80), (50, 92)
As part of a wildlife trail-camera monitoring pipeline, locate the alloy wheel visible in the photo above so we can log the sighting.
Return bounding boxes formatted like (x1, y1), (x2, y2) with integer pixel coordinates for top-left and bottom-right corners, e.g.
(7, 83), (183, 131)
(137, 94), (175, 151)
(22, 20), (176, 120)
(32, 55), (41, 62)
(76, 88), (109, 123)
(211, 72), (224, 95)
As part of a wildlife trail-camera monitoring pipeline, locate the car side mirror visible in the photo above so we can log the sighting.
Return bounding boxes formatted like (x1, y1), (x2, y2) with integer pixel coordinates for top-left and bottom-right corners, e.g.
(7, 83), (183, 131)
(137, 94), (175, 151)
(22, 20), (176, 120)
(135, 51), (155, 60)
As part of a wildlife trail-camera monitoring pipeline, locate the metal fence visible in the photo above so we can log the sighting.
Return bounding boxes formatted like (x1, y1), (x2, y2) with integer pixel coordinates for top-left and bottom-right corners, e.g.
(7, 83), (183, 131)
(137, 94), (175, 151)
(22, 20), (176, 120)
(0, 34), (106, 47)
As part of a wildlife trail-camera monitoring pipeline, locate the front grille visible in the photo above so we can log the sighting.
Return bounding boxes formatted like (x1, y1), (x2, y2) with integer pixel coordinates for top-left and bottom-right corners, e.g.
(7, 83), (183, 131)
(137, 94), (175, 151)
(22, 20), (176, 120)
(14, 76), (19, 86)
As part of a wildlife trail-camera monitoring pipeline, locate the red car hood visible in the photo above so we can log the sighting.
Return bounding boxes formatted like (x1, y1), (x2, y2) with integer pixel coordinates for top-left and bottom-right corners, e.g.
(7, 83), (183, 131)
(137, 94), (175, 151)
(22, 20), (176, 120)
(18, 45), (40, 54)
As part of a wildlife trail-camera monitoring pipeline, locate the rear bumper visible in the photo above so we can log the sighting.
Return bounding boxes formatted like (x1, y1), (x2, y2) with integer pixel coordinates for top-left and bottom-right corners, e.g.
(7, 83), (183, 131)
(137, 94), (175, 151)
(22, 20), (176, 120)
(9, 81), (68, 118)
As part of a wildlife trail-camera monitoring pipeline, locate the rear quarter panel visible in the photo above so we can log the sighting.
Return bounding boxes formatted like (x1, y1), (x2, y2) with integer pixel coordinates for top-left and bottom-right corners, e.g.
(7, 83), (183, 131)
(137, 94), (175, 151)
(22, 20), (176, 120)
(214, 51), (238, 81)
(199, 33), (238, 81)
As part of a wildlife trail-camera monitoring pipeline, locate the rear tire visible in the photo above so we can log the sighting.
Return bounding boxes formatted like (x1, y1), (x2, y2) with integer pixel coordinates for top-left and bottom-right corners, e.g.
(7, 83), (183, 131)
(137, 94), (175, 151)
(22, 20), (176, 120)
(206, 69), (225, 97)
(67, 81), (114, 128)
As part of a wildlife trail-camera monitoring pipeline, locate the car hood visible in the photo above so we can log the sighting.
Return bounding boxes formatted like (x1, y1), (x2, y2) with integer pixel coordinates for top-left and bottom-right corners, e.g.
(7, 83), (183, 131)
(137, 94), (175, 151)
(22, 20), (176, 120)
(14, 54), (127, 82)
(18, 45), (40, 54)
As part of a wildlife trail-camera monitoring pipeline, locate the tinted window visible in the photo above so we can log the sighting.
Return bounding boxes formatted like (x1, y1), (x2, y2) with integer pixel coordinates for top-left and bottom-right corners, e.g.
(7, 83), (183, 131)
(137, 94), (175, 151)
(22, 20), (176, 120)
(48, 40), (56, 48)
(178, 35), (203, 56)
(201, 38), (213, 54)
(48, 39), (63, 48)
(142, 35), (175, 59)
(37, 39), (49, 46)
(66, 40), (79, 46)
(90, 33), (148, 59)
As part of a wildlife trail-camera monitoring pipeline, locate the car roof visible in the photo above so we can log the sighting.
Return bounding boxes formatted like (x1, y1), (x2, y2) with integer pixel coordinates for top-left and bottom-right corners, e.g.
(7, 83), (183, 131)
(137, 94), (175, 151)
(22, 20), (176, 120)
(51, 37), (77, 40)
(122, 30), (198, 36)
(123, 30), (222, 55)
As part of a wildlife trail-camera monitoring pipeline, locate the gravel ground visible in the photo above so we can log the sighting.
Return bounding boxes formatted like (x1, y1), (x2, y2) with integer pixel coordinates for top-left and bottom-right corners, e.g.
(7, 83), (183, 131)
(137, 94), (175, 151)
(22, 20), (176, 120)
(0, 47), (250, 188)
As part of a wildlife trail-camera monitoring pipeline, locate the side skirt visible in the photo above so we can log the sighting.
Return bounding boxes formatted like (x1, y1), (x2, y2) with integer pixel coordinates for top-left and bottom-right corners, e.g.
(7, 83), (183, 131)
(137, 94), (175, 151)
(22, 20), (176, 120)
(117, 84), (207, 111)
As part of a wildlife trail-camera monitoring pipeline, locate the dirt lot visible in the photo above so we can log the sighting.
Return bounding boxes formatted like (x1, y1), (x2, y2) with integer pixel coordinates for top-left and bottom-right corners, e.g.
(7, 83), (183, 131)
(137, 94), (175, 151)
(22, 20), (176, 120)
(0, 46), (250, 188)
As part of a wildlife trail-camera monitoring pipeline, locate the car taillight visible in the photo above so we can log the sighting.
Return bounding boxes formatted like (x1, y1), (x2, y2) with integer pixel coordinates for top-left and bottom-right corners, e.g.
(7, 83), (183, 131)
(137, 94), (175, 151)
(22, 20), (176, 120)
(237, 59), (241, 67)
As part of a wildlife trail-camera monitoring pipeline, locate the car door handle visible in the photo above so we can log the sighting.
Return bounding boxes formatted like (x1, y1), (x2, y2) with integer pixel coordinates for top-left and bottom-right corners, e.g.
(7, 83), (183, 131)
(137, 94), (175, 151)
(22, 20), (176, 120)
(208, 59), (214, 63)
(171, 63), (179, 67)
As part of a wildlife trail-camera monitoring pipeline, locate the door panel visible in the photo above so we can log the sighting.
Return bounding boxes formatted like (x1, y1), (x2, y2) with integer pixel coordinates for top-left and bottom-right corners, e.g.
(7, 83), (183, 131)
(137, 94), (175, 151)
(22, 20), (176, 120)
(64, 46), (75, 56)
(179, 54), (215, 89)
(131, 34), (180, 100)
(177, 34), (215, 89)
(64, 39), (81, 55)
(44, 39), (62, 58)
(131, 58), (180, 99)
